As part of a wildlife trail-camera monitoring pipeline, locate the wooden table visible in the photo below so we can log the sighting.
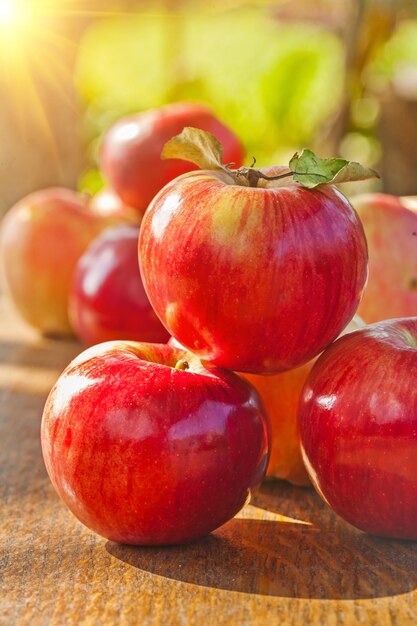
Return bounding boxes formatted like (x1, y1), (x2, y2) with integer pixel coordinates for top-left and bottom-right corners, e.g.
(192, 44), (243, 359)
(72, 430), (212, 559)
(1, 297), (416, 626)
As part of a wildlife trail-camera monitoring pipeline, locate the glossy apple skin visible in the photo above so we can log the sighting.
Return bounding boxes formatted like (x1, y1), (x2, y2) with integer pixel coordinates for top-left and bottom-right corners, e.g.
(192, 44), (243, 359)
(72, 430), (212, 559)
(41, 342), (270, 545)
(139, 167), (368, 373)
(89, 187), (142, 224)
(299, 317), (417, 539)
(69, 225), (170, 345)
(351, 193), (417, 323)
(0, 188), (124, 336)
(100, 102), (245, 212)
(242, 315), (364, 486)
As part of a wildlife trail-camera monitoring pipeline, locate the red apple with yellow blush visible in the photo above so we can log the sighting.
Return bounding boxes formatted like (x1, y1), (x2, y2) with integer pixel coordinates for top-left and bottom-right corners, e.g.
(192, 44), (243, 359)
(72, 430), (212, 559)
(139, 129), (373, 374)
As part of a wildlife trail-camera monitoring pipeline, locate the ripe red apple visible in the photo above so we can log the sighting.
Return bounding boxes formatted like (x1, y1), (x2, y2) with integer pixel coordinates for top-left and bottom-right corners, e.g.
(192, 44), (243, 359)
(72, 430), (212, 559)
(299, 317), (417, 539)
(69, 224), (170, 345)
(139, 164), (368, 374)
(351, 193), (417, 323)
(89, 187), (142, 224)
(0, 187), (127, 336)
(41, 341), (269, 545)
(241, 315), (364, 486)
(100, 102), (245, 212)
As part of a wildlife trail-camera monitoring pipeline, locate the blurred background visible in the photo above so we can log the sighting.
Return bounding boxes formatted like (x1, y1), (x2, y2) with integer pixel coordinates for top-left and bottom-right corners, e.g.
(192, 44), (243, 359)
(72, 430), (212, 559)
(1, 0), (417, 215)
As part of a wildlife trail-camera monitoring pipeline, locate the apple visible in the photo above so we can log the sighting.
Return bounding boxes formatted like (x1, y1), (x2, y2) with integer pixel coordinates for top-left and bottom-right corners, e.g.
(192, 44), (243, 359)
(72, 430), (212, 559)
(89, 187), (142, 224)
(41, 341), (270, 545)
(351, 193), (417, 323)
(0, 187), (130, 336)
(139, 159), (368, 373)
(69, 224), (170, 345)
(298, 317), (417, 539)
(100, 102), (245, 212)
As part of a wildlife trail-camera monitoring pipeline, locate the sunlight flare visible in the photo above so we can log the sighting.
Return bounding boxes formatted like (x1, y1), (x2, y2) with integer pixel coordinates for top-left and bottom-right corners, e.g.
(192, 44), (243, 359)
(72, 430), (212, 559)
(0, 0), (19, 26)
(0, 0), (32, 37)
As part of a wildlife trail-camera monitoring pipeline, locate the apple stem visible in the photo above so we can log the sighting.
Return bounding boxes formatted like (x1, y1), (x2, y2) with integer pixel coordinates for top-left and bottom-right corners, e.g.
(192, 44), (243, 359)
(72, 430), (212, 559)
(229, 166), (326, 188)
(175, 359), (189, 371)
(162, 128), (379, 189)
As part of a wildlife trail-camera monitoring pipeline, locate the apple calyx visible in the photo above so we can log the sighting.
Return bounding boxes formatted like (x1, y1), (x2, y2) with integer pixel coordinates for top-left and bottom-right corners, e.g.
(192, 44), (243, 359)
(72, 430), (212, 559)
(162, 127), (380, 189)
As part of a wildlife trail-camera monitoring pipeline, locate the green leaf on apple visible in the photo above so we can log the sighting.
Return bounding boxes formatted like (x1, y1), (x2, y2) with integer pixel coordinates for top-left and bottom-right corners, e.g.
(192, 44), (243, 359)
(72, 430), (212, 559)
(289, 149), (380, 188)
(161, 127), (380, 189)
(162, 127), (224, 171)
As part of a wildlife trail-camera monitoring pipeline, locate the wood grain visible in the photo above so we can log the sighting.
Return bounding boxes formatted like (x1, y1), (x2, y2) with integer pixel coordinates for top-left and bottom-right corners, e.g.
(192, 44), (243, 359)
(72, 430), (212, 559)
(1, 296), (416, 626)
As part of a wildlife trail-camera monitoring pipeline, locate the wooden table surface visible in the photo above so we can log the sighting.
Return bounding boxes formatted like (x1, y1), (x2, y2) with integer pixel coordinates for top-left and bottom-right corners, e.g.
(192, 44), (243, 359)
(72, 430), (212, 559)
(1, 297), (416, 626)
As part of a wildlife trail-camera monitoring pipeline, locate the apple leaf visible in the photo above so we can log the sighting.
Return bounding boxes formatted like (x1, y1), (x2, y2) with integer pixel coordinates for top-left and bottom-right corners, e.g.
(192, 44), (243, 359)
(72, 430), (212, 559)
(161, 127), (224, 171)
(289, 149), (380, 188)
(161, 130), (380, 190)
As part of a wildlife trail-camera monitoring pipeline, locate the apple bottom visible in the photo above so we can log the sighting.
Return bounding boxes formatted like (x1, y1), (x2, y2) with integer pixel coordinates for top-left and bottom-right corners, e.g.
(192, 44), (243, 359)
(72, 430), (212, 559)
(303, 456), (417, 541)
(41, 341), (269, 545)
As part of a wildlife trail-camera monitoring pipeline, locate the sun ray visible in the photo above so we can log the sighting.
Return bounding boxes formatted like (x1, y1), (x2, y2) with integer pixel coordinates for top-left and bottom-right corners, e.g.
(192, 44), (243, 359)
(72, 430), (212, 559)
(0, 0), (181, 175)
(0, 0), (83, 167)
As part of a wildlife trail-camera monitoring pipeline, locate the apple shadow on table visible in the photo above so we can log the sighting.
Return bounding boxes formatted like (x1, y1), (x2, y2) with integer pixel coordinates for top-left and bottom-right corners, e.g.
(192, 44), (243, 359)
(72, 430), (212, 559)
(106, 515), (417, 600)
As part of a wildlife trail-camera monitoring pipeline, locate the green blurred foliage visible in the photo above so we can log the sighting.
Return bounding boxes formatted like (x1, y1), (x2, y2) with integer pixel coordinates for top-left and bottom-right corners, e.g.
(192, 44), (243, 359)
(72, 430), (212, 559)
(342, 18), (417, 177)
(76, 6), (344, 179)
(75, 4), (417, 194)
(371, 19), (417, 79)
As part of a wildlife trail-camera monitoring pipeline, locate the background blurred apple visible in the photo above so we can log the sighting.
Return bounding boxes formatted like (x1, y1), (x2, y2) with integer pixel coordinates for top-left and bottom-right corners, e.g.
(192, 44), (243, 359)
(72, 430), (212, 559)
(69, 224), (170, 345)
(100, 102), (245, 212)
(0, 187), (129, 336)
(242, 315), (364, 486)
(351, 193), (417, 323)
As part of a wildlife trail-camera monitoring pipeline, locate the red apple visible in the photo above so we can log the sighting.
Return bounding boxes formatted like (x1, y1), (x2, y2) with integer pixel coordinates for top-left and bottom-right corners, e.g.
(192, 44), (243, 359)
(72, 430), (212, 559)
(241, 315), (364, 486)
(139, 165), (368, 374)
(69, 224), (170, 345)
(351, 193), (417, 323)
(0, 187), (126, 336)
(299, 317), (417, 539)
(89, 187), (142, 224)
(100, 102), (245, 212)
(41, 341), (269, 545)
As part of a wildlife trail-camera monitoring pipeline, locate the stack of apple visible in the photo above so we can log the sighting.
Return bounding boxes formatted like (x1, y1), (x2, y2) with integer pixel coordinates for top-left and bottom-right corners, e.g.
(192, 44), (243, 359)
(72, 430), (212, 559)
(3, 103), (417, 546)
